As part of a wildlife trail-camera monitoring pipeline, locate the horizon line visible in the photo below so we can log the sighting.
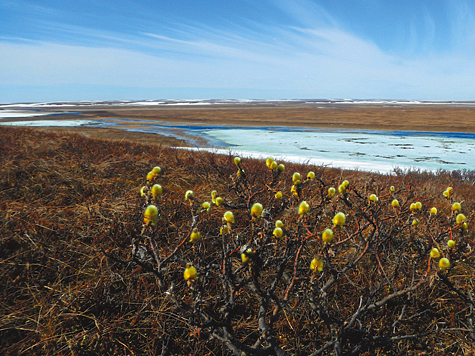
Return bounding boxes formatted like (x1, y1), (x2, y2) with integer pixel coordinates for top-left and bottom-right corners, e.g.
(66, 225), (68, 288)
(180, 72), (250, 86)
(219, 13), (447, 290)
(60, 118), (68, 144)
(3, 98), (475, 106)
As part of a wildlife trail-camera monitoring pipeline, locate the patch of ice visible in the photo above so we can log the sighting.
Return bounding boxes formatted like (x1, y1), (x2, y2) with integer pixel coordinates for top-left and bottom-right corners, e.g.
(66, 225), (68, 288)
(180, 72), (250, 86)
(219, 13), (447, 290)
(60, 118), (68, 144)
(0, 111), (56, 118)
(200, 128), (475, 173)
(0, 120), (98, 127)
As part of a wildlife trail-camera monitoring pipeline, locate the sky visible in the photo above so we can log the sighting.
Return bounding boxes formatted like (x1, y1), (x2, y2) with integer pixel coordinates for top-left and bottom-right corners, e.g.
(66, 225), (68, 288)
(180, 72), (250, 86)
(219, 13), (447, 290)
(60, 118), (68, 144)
(1, 0), (475, 102)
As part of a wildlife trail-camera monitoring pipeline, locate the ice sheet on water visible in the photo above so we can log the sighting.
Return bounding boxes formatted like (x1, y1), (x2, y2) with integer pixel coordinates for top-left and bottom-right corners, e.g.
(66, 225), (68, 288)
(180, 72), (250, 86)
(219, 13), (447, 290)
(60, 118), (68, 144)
(0, 120), (98, 127)
(201, 128), (474, 173)
(0, 111), (57, 118)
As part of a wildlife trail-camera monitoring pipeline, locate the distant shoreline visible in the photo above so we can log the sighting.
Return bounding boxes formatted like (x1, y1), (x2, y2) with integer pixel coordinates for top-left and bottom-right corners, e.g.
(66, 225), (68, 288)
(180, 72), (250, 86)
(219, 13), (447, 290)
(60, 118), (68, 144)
(2, 100), (475, 147)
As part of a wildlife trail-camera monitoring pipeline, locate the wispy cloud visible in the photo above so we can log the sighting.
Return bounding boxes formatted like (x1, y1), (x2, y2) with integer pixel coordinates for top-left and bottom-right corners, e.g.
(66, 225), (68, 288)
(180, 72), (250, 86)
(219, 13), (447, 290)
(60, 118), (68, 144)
(270, 0), (337, 28)
(448, 1), (475, 52)
(2, 0), (475, 101)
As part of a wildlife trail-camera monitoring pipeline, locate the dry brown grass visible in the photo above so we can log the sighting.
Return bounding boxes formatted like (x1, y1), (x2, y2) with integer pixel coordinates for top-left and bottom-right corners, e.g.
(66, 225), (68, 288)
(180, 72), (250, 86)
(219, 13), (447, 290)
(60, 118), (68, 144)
(31, 127), (189, 147)
(33, 103), (475, 133)
(1, 126), (475, 355)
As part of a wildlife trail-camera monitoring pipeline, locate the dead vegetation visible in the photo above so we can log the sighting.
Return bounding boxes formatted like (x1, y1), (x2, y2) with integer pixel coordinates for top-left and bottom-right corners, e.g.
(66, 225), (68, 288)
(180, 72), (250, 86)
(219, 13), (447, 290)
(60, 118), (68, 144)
(1, 126), (475, 355)
(36, 103), (475, 133)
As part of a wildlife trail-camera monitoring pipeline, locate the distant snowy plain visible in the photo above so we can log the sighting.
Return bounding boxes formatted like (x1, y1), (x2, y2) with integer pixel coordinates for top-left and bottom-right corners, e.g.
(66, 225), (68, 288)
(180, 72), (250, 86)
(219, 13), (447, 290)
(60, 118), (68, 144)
(1, 100), (475, 174)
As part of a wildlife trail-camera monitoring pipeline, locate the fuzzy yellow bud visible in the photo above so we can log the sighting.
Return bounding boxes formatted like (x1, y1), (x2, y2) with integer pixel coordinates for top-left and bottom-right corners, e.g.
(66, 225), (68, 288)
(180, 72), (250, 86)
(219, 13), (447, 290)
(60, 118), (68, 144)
(234, 157), (241, 166)
(369, 194), (378, 203)
(430, 207), (437, 216)
(266, 157), (275, 168)
(447, 187), (453, 195)
(215, 197), (223, 207)
(391, 199), (400, 208)
(462, 222), (468, 231)
(211, 190), (218, 200)
(322, 228), (333, 244)
(456, 213), (466, 225)
(241, 248), (253, 263)
(144, 205), (158, 226)
(251, 203), (263, 219)
(443, 190), (449, 198)
(151, 184), (162, 199)
(275, 220), (284, 228)
(201, 201), (211, 213)
(430, 248), (440, 259)
(447, 240), (456, 248)
(439, 258), (450, 270)
(310, 258), (324, 272)
(273, 227), (283, 238)
(410, 203), (416, 212)
(452, 202), (461, 212)
(338, 184), (346, 194)
(190, 228), (201, 243)
(292, 172), (301, 184)
(275, 191), (283, 200)
(223, 211), (235, 224)
(184, 264), (197, 281)
(277, 164), (285, 173)
(269, 161), (278, 170)
(415, 202), (422, 210)
(328, 187), (336, 197)
(147, 166), (161, 181)
(140, 186), (147, 197)
(333, 212), (346, 227)
(390, 186), (395, 192)
(185, 190), (194, 201)
(342, 180), (349, 188)
(412, 219), (420, 227)
(307, 171), (315, 180)
(298, 201), (310, 215)
(151, 166), (161, 175)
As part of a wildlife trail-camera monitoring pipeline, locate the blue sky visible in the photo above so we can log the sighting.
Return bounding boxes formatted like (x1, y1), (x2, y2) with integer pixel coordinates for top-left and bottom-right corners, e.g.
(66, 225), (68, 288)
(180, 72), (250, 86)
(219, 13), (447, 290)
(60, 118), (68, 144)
(1, 0), (475, 102)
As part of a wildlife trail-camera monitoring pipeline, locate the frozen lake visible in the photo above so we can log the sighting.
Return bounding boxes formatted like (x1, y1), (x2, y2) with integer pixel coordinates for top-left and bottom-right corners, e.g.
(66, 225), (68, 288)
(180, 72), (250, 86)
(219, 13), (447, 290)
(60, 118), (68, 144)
(200, 128), (475, 173)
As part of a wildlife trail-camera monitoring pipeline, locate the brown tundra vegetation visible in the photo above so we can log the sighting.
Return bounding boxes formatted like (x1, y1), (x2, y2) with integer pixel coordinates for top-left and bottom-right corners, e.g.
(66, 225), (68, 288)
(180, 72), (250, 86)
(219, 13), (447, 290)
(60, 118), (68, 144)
(1, 126), (475, 355)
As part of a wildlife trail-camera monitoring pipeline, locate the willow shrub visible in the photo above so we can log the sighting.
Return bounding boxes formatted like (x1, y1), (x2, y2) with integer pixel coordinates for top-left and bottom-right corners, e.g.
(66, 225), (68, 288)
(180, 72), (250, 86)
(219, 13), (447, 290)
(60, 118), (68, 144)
(112, 156), (475, 356)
